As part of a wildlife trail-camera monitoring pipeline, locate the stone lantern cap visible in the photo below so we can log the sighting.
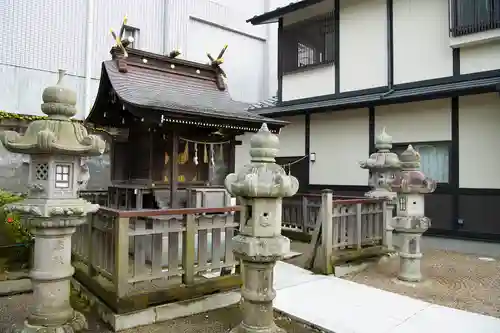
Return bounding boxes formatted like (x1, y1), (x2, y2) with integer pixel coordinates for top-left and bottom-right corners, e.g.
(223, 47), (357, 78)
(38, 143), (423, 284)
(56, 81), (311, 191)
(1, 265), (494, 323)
(391, 145), (436, 194)
(224, 123), (299, 198)
(359, 128), (400, 170)
(0, 70), (105, 156)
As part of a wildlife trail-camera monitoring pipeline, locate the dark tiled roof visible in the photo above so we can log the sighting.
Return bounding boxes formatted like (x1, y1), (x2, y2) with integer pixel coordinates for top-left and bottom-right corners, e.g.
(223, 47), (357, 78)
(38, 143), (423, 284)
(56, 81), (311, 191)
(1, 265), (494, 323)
(247, 96), (278, 110)
(254, 76), (500, 116)
(247, 0), (324, 25)
(101, 60), (285, 126)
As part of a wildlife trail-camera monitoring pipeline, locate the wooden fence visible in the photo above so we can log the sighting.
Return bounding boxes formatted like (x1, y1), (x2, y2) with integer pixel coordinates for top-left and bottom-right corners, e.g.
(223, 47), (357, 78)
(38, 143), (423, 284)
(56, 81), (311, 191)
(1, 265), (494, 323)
(71, 205), (241, 314)
(76, 189), (388, 278)
(303, 191), (388, 275)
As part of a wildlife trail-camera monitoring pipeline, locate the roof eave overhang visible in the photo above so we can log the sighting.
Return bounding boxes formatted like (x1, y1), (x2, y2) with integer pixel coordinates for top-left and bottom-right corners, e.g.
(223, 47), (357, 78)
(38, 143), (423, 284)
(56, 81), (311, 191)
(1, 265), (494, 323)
(114, 100), (288, 134)
(246, 0), (324, 25)
(254, 82), (500, 117)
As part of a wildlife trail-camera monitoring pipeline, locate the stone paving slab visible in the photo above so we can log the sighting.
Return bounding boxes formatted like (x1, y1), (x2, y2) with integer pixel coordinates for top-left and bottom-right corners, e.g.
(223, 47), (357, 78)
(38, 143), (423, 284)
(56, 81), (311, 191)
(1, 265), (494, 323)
(273, 261), (500, 333)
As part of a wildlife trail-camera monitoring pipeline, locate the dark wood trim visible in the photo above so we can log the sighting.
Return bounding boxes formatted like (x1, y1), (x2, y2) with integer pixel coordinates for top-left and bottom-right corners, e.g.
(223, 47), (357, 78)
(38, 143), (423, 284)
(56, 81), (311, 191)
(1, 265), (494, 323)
(277, 18), (284, 103)
(280, 86), (388, 107)
(387, 0), (394, 88)
(98, 205), (241, 218)
(305, 113), (311, 186)
(393, 68), (500, 90)
(452, 48), (460, 76)
(368, 107), (375, 154)
(425, 228), (500, 243)
(247, 0), (323, 25)
(451, 97), (460, 230)
(308, 184), (370, 193)
(334, 0), (340, 93)
(277, 68), (500, 107)
(459, 188), (500, 195)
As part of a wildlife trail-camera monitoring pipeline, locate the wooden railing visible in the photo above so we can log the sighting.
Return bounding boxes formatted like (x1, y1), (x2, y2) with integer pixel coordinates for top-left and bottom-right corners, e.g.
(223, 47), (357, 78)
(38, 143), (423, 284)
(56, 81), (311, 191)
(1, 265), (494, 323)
(71, 205), (241, 313)
(281, 193), (372, 241)
(328, 198), (385, 251)
(303, 191), (388, 275)
(282, 193), (322, 237)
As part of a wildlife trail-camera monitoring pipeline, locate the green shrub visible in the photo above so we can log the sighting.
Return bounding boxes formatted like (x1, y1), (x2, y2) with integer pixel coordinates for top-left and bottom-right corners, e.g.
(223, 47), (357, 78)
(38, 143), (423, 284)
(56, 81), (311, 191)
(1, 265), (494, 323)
(0, 190), (32, 244)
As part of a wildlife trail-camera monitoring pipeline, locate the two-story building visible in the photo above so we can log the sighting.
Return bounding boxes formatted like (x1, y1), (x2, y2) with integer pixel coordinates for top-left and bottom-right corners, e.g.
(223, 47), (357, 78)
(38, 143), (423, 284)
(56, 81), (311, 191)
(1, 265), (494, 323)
(243, 0), (500, 241)
(0, 0), (280, 119)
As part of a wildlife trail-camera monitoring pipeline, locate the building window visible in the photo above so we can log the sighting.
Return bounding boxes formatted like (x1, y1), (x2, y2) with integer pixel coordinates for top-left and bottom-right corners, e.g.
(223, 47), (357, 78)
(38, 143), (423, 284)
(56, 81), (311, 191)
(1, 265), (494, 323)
(281, 12), (334, 73)
(449, 0), (500, 37)
(123, 25), (140, 48)
(394, 142), (450, 183)
(55, 164), (71, 188)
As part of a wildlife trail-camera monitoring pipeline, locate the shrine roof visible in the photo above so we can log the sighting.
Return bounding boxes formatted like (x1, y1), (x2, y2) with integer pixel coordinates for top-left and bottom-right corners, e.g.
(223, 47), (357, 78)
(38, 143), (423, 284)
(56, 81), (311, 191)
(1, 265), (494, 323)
(87, 48), (286, 129)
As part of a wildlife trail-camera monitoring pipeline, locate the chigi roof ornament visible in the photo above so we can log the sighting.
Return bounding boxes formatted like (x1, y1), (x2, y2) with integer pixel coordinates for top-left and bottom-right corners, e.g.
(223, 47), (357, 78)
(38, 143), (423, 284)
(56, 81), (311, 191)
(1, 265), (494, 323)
(110, 15), (134, 58)
(207, 44), (228, 90)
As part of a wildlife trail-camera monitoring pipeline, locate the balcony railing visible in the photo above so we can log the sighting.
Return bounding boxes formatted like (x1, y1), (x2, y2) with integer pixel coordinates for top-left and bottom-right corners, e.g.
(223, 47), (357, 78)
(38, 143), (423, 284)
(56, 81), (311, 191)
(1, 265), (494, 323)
(450, 0), (500, 37)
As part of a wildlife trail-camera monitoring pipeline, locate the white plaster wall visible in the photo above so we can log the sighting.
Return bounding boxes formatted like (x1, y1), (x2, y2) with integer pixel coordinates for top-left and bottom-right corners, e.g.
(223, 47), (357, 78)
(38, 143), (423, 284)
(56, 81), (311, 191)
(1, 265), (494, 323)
(310, 109), (369, 185)
(187, 18), (265, 103)
(459, 93), (500, 188)
(393, 0), (452, 84)
(282, 66), (335, 101)
(339, 0), (387, 92)
(235, 116), (305, 171)
(374, 99), (451, 143)
(276, 116), (306, 156)
(460, 42), (500, 74)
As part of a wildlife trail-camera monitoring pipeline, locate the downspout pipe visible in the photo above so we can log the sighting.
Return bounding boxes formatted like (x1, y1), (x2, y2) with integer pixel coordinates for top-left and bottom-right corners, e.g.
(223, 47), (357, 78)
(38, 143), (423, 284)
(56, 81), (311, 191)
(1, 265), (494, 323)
(84, 0), (94, 119)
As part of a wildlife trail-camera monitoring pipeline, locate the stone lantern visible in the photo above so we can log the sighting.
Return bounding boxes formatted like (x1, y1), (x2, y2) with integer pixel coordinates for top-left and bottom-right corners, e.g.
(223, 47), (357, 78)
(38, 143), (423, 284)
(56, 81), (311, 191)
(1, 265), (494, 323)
(391, 145), (436, 282)
(225, 123), (299, 333)
(359, 128), (401, 250)
(0, 70), (106, 332)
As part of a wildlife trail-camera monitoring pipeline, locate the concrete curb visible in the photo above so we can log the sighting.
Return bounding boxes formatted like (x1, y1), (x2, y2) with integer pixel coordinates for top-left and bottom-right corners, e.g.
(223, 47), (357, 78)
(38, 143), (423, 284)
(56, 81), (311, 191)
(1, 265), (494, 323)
(0, 279), (32, 296)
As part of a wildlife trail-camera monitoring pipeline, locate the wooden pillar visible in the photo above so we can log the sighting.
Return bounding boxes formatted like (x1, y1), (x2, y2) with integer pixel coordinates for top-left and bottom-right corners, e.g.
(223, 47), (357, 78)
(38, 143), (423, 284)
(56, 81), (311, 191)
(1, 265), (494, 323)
(170, 130), (179, 208)
(208, 144), (215, 185)
(148, 130), (154, 183)
(229, 140), (238, 174)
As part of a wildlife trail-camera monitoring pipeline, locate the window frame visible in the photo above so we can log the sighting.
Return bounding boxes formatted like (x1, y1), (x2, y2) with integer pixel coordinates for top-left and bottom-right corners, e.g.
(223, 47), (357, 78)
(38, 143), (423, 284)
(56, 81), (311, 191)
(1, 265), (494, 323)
(392, 141), (452, 185)
(449, 0), (500, 37)
(281, 12), (335, 74)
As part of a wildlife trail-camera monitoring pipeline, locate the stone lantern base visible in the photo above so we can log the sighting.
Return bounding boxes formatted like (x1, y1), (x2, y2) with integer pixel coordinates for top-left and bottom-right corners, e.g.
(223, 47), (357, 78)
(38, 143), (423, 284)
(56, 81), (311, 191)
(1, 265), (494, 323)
(19, 311), (87, 333)
(392, 216), (430, 283)
(230, 234), (290, 333)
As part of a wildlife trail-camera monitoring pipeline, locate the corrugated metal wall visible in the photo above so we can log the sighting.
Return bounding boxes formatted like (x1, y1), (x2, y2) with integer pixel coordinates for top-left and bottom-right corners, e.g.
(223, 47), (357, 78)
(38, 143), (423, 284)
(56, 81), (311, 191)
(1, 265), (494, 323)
(0, 0), (274, 119)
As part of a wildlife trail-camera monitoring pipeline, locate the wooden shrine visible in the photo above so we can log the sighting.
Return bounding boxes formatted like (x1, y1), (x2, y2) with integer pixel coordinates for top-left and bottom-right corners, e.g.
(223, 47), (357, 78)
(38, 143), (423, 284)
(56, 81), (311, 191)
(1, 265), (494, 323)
(85, 24), (286, 209)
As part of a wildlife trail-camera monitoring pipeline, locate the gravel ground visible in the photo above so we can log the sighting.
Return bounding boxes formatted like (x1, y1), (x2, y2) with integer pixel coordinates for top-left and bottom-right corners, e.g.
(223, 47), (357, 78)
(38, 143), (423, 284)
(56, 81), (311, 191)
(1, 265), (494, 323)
(342, 249), (500, 318)
(0, 293), (322, 333)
